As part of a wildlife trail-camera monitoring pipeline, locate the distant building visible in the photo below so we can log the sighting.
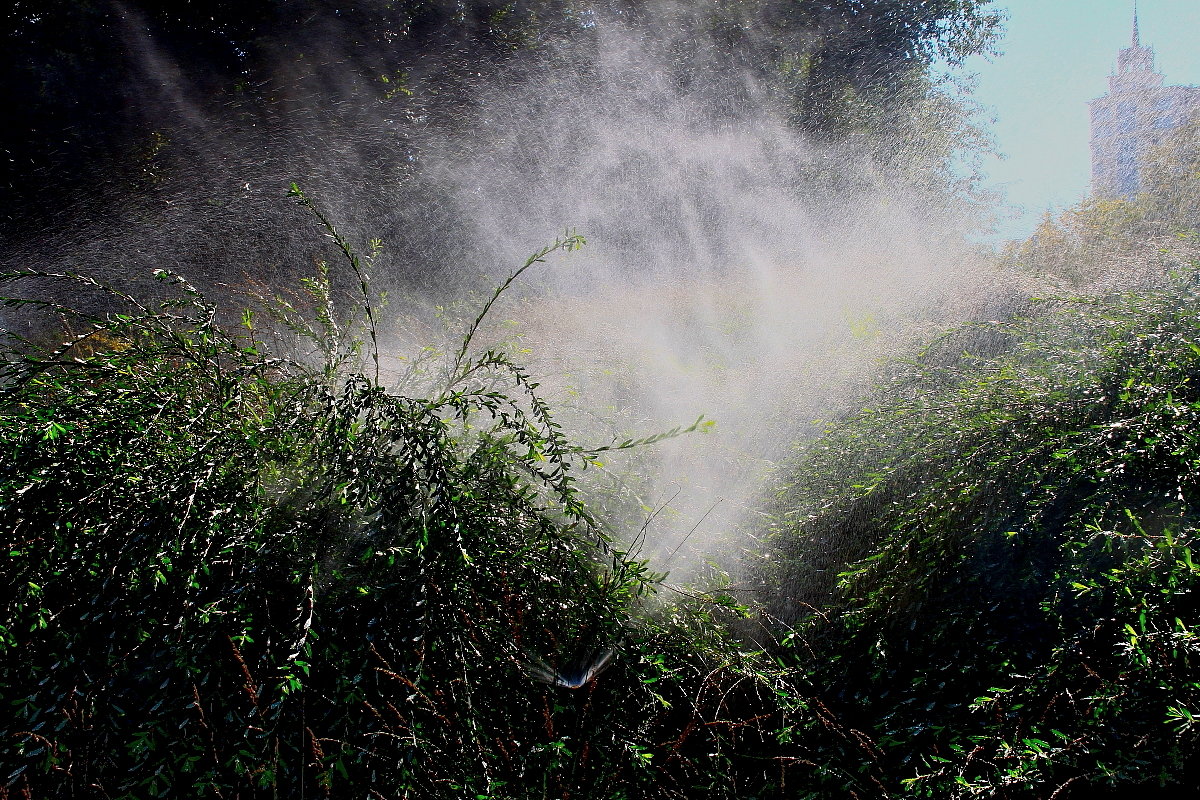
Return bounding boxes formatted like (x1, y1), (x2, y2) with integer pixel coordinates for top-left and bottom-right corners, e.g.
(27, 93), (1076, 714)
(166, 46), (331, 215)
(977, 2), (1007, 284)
(1089, 11), (1200, 199)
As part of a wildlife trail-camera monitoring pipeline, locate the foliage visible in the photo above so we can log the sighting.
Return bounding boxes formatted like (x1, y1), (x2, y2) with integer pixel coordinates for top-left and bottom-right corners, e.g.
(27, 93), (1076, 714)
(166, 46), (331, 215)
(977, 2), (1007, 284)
(0, 1), (1002, 236)
(0, 200), (788, 799)
(1004, 198), (1150, 284)
(1003, 195), (1199, 290)
(760, 0), (1003, 135)
(757, 267), (1200, 796)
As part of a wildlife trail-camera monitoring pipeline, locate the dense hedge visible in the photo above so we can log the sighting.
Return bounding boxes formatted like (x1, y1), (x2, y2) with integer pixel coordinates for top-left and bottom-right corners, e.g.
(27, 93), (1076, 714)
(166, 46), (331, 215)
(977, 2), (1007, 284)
(759, 268), (1200, 797)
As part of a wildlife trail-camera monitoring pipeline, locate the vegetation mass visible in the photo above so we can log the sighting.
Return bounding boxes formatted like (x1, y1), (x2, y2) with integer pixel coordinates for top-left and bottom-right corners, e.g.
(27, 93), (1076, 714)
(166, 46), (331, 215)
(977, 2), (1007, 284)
(4, 1), (1200, 798)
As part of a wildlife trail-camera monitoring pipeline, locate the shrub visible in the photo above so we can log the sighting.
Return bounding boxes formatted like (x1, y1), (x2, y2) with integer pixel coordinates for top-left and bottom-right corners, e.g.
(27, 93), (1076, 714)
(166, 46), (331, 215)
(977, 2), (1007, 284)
(0, 196), (789, 799)
(758, 268), (1200, 797)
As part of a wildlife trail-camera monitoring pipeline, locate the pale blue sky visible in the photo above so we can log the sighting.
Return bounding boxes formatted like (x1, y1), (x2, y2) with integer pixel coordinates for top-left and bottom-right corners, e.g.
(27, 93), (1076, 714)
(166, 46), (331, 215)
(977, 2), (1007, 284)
(964, 0), (1200, 239)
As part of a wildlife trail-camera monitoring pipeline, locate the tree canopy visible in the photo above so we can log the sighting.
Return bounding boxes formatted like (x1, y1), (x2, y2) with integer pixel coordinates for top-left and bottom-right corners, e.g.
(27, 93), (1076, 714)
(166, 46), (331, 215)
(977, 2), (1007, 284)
(1, 0), (1001, 233)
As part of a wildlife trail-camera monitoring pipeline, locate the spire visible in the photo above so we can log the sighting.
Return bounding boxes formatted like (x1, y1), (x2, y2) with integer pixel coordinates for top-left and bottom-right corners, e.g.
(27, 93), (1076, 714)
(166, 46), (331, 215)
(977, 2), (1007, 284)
(1110, 0), (1162, 88)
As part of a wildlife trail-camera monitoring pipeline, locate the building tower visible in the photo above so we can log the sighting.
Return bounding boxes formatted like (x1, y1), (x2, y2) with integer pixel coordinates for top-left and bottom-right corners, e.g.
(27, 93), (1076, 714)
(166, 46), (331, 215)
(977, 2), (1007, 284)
(1089, 5), (1200, 198)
